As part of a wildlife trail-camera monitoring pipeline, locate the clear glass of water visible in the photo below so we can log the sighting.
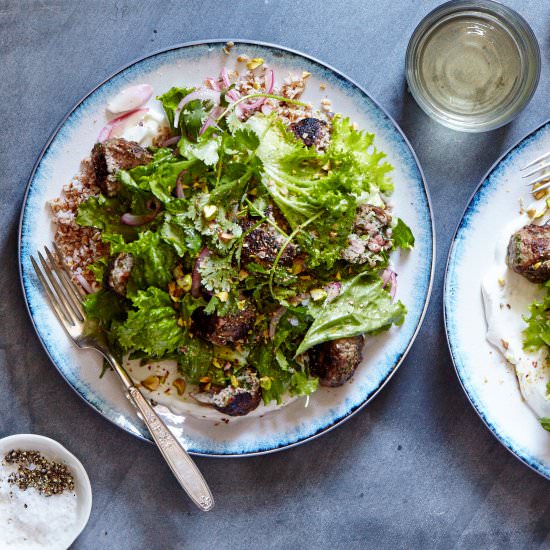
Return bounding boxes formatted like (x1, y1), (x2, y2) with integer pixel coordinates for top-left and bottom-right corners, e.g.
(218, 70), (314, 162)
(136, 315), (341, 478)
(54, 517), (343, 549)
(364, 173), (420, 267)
(406, 0), (540, 132)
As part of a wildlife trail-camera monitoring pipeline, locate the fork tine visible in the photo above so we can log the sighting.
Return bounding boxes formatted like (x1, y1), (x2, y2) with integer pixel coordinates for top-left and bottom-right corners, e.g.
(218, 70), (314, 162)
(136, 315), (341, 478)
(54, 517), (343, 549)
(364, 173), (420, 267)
(526, 179), (550, 193)
(37, 251), (76, 325)
(521, 151), (550, 171)
(52, 241), (86, 299)
(31, 255), (75, 327)
(522, 161), (550, 179)
(44, 246), (85, 321)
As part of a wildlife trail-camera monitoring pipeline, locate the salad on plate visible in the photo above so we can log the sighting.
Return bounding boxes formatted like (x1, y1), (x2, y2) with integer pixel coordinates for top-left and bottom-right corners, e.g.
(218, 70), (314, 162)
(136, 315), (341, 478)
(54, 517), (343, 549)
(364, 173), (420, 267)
(50, 52), (414, 418)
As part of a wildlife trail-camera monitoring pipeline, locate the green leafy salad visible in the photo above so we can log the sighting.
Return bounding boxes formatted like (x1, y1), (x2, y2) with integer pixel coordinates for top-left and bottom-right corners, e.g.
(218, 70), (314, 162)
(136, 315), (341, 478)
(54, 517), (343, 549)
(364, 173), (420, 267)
(523, 281), (550, 431)
(76, 70), (414, 416)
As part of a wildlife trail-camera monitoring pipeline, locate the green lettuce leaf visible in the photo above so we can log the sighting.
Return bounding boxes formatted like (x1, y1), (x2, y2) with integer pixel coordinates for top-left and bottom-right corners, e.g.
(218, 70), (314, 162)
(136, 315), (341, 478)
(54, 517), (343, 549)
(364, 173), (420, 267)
(83, 289), (126, 323)
(109, 231), (176, 290)
(113, 287), (182, 357)
(523, 282), (550, 351)
(157, 86), (194, 129)
(392, 218), (415, 250)
(540, 418), (550, 432)
(245, 114), (396, 267)
(296, 273), (406, 355)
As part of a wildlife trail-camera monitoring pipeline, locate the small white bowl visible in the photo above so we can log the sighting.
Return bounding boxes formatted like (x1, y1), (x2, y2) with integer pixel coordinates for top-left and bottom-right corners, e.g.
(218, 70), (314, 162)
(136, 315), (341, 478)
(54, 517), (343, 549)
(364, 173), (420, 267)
(0, 434), (92, 548)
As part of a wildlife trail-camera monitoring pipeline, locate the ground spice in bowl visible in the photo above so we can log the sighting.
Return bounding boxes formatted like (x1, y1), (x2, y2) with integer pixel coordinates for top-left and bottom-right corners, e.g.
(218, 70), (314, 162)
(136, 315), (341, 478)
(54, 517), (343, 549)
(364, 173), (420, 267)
(5, 449), (75, 496)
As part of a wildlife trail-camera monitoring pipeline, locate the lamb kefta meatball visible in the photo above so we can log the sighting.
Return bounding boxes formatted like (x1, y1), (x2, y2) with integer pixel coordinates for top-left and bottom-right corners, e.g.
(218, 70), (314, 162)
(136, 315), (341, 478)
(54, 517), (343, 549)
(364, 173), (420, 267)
(211, 368), (262, 416)
(507, 223), (550, 283)
(192, 302), (257, 346)
(342, 204), (393, 266)
(240, 216), (300, 268)
(290, 117), (328, 148)
(104, 252), (134, 296)
(91, 138), (153, 197)
(309, 336), (364, 387)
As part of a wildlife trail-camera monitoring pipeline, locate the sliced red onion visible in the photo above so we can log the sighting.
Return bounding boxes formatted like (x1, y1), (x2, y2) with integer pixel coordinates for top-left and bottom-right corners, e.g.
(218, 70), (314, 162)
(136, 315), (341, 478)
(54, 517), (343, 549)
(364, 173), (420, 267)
(264, 69), (274, 93)
(121, 197), (161, 226)
(225, 89), (240, 102)
(75, 273), (93, 294)
(240, 69), (275, 111)
(191, 248), (210, 298)
(199, 106), (224, 136)
(175, 170), (187, 198)
(173, 89), (221, 128)
(161, 135), (181, 147)
(107, 84), (153, 114)
(220, 67), (231, 88)
(97, 108), (148, 142)
(382, 269), (397, 299)
(269, 306), (287, 339)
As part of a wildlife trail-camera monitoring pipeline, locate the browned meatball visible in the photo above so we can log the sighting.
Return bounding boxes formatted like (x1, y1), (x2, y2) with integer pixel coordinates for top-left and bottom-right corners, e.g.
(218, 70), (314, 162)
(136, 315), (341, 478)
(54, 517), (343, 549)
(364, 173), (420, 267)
(192, 302), (256, 346)
(211, 368), (261, 416)
(309, 336), (364, 387)
(91, 138), (153, 197)
(342, 204), (393, 266)
(290, 118), (328, 148)
(240, 216), (300, 268)
(104, 252), (134, 296)
(507, 223), (550, 283)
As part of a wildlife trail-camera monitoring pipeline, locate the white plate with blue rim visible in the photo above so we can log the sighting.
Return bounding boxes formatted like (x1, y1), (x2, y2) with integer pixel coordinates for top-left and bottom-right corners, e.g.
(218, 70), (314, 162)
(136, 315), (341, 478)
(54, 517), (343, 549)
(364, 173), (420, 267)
(445, 120), (550, 479)
(19, 40), (434, 456)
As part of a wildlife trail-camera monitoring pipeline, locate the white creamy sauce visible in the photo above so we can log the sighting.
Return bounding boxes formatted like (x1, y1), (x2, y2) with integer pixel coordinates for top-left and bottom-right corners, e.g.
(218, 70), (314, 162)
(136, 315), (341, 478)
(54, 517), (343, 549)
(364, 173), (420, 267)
(126, 358), (298, 421)
(0, 460), (78, 549)
(119, 108), (166, 147)
(481, 202), (550, 419)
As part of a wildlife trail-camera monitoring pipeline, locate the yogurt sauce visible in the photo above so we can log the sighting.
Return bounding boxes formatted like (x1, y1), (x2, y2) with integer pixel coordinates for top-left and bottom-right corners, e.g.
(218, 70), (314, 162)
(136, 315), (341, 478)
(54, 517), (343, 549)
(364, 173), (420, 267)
(481, 202), (550, 419)
(0, 460), (78, 549)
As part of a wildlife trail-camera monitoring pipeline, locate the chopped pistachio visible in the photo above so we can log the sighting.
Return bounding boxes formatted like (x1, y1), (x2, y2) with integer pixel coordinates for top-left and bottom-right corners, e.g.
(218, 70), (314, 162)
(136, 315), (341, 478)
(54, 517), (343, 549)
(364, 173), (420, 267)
(141, 375), (160, 392)
(246, 57), (264, 70)
(219, 231), (234, 242)
(212, 358), (223, 369)
(178, 273), (193, 292)
(230, 374), (239, 388)
(498, 278), (505, 287)
(216, 291), (229, 302)
(173, 378), (186, 396)
(302, 71), (311, 79)
(310, 288), (328, 301)
(203, 204), (218, 220)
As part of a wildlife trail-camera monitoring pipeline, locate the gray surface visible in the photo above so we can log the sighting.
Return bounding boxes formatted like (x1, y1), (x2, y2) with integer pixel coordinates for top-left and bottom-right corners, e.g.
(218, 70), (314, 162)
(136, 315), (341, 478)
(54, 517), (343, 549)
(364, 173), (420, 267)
(0, 0), (549, 548)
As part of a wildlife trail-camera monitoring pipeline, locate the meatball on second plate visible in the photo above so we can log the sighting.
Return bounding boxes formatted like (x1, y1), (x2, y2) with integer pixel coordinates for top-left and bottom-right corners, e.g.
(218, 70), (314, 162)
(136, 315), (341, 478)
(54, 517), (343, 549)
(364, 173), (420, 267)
(309, 336), (364, 387)
(506, 222), (550, 283)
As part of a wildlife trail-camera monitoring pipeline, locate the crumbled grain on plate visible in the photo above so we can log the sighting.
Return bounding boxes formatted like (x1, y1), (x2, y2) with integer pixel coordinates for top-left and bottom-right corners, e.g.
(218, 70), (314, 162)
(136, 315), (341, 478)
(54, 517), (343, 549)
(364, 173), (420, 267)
(223, 41), (234, 55)
(50, 159), (108, 290)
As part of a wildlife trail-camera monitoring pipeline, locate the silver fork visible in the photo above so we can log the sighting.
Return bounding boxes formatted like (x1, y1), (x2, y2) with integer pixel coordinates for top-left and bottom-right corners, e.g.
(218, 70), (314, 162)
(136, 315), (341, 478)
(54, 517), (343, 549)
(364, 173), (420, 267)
(522, 150), (550, 191)
(31, 243), (214, 512)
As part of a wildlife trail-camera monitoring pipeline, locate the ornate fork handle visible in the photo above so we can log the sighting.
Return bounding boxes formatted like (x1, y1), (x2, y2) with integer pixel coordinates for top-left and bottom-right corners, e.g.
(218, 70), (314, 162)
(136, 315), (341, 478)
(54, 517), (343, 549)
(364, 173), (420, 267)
(126, 386), (214, 511)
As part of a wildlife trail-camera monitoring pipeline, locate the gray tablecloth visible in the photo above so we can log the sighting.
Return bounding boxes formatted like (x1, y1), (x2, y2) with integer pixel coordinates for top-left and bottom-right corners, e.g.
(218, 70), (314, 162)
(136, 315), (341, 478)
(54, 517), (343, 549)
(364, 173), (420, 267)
(1, 1), (549, 548)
